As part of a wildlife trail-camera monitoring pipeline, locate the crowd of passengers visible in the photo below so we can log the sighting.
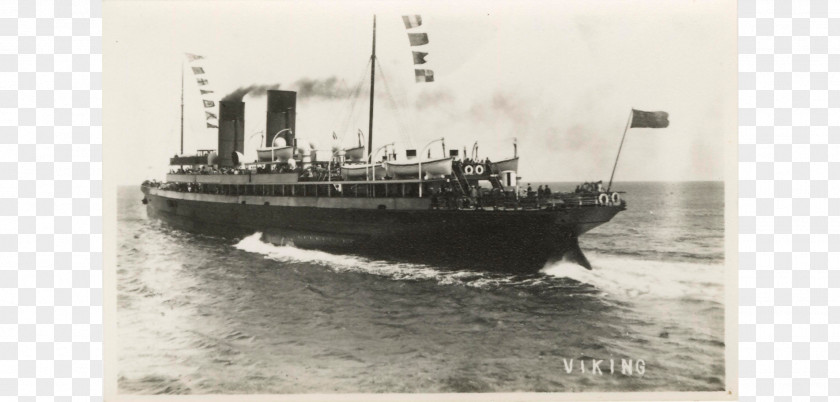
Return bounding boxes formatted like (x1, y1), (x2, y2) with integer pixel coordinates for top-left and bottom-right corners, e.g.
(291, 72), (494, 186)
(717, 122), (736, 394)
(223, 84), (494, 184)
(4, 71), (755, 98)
(576, 180), (606, 193)
(168, 166), (299, 175)
(458, 157), (491, 166)
(144, 177), (613, 210)
(153, 181), (563, 210)
(170, 163), (332, 180)
(170, 157), (496, 178)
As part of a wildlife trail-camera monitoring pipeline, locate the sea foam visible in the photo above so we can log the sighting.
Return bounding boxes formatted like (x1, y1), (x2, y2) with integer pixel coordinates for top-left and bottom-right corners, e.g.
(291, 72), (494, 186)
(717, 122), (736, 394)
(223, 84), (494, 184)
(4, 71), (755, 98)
(234, 232), (454, 282)
(235, 232), (725, 301)
(541, 254), (725, 303)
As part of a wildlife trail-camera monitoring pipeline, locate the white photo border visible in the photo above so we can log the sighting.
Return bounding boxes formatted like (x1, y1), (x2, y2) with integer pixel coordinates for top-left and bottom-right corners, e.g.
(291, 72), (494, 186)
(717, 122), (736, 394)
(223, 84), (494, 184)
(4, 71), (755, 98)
(5, 0), (838, 400)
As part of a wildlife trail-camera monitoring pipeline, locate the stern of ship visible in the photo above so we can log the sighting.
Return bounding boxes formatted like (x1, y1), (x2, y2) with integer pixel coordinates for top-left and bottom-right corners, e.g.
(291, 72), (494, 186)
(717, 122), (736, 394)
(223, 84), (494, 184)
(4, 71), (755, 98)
(544, 204), (625, 270)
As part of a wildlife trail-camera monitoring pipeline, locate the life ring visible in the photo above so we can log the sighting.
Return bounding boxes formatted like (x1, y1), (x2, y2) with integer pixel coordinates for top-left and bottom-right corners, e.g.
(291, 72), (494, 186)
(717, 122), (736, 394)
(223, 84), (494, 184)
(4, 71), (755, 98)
(464, 165), (474, 175)
(598, 193), (609, 205)
(475, 165), (485, 175)
(611, 192), (621, 204)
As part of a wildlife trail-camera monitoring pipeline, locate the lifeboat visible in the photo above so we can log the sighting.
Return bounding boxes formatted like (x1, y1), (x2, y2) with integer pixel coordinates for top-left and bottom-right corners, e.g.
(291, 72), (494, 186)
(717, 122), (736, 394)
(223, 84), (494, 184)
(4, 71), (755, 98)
(256, 146), (294, 162)
(384, 157), (454, 179)
(344, 146), (365, 162)
(491, 157), (519, 173)
(340, 163), (386, 180)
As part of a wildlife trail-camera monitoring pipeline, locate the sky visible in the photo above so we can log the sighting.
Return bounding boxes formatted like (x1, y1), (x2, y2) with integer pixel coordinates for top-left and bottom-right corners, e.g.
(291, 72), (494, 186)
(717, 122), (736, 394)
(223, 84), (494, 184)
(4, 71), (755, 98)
(105, 0), (735, 185)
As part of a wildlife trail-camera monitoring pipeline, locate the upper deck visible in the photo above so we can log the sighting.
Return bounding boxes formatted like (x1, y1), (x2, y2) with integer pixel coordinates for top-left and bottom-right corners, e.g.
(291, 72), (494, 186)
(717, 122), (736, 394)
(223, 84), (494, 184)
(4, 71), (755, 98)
(157, 159), (623, 211)
(165, 172), (440, 186)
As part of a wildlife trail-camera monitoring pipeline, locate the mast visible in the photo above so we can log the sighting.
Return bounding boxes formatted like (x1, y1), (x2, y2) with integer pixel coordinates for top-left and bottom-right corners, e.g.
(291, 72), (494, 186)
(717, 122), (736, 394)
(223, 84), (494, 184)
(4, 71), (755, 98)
(180, 60), (184, 155)
(367, 15), (376, 157)
(607, 109), (634, 192)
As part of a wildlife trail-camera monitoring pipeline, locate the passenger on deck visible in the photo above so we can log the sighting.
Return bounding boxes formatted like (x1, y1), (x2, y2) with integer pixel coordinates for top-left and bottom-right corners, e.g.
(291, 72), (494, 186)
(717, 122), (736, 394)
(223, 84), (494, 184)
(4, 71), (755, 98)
(443, 185), (454, 207)
(526, 184), (534, 198)
(537, 185), (544, 198)
(597, 181), (604, 193)
(544, 185), (552, 197)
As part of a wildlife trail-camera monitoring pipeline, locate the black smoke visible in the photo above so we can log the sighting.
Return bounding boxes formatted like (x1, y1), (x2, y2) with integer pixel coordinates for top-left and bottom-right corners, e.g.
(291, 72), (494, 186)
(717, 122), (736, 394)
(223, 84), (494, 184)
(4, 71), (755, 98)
(292, 77), (351, 99)
(414, 89), (454, 110)
(468, 92), (531, 127)
(221, 84), (282, 102)
(221, 77), (353, 102)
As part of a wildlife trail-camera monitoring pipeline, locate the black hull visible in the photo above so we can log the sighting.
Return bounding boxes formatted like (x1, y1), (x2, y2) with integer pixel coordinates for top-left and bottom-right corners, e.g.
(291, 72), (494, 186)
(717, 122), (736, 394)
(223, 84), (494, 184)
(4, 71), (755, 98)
(142, 191), (622, 273)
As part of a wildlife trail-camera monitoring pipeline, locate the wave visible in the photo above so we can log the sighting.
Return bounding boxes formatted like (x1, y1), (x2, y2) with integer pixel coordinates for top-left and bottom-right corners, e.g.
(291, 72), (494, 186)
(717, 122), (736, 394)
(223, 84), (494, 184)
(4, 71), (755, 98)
(541, 253), (725, 303)
(579, 245), (724, 265)
(118, 374), (192, 395)
(235, 232), (447, 280)
(235, 233), (725, 303)
(233, 233), (558, 290)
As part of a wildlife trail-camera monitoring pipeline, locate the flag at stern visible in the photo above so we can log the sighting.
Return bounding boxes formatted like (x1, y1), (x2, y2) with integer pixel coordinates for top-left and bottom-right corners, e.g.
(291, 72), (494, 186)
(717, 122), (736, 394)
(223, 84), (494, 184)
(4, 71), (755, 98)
(630, 109), (669, 128)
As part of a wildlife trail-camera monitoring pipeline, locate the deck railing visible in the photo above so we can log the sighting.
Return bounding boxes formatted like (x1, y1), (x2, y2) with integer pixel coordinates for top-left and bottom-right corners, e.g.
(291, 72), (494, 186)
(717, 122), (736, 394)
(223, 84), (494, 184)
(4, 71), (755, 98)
(429, 193), (623, 211)
(144, 180), (624, 210)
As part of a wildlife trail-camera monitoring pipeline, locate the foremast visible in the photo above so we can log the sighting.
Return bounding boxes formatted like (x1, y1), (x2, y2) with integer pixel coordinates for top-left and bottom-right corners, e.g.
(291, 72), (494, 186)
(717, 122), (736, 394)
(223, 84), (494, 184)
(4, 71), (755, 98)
(367, 15), (376, 159)
(180, 59), (185, 155)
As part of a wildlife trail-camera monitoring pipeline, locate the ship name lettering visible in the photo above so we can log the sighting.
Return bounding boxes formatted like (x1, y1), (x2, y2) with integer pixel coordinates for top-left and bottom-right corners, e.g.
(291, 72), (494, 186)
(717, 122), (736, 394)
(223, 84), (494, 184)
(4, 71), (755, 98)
(559, 359), (645, 376)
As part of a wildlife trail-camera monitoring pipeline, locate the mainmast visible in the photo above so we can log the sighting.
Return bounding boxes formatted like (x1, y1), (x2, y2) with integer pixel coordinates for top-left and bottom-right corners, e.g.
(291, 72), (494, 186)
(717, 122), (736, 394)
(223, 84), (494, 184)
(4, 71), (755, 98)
(367, 15), (376, 158)
(180, 60), (184, 155)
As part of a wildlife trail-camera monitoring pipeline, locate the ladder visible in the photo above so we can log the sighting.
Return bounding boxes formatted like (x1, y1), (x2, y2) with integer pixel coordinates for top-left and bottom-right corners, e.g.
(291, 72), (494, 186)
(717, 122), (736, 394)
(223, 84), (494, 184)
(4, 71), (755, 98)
(488, 175), (504, 190)
(452, 162), (469, 195)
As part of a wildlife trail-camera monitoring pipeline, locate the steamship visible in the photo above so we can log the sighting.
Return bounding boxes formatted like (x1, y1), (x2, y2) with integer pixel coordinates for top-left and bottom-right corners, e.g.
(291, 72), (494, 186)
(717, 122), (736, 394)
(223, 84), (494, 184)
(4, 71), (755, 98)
(140, 17), (625, 272)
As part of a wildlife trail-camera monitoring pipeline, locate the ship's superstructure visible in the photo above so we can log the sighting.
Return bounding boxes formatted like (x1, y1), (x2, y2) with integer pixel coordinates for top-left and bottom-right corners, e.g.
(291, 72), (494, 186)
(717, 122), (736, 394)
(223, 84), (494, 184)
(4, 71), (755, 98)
(141, 16), (629, 272)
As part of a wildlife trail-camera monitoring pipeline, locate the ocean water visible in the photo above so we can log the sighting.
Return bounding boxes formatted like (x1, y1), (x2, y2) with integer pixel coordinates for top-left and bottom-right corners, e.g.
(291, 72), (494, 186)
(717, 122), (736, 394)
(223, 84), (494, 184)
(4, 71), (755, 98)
(117, 181), (726, 394)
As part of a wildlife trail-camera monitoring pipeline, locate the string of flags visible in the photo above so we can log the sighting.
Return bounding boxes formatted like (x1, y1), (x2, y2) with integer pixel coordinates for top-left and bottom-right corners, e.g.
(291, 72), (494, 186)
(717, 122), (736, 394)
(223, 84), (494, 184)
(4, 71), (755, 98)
(184, 53), (218, 129)
(402, 15), (422, 29)
(402, 15), (433, 83)
(407, 33), (429, 46)
(412, 51), (428, 64)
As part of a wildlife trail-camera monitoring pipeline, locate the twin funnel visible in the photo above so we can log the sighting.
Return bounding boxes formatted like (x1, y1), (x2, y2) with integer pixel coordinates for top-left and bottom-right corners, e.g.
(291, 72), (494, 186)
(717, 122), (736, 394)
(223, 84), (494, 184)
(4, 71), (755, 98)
(217, 90), (297, 167)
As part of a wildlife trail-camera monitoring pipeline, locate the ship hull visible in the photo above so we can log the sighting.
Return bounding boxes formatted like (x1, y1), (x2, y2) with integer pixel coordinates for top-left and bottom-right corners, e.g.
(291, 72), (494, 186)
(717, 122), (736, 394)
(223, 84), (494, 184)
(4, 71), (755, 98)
(141, 189), (621, 273)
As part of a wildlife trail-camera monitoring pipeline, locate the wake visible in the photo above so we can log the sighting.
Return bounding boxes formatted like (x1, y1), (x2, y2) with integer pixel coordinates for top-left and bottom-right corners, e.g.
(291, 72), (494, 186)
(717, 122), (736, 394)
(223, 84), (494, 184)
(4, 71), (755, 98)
(235, 232), (725, 301)
(541, 253), (725, 303)
(234, 232), (491, 285)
